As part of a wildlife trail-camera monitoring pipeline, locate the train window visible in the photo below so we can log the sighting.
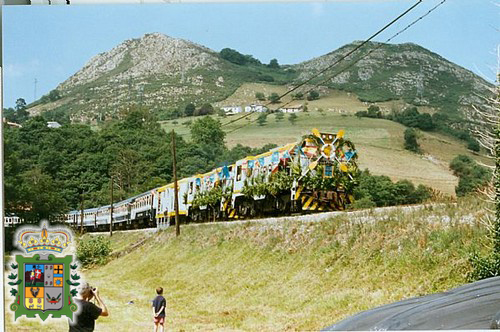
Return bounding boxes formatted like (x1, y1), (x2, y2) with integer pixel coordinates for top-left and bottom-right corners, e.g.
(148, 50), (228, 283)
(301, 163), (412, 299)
(325, 165), (333, 177)
(236, 165), (242, 181)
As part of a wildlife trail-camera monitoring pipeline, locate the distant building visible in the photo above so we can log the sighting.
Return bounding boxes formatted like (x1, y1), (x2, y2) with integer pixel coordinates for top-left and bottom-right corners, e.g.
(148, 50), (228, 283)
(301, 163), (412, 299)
(245, 104), (268, 113)
(3, 118), (22, 128)
(47, 121), (62, 128)
(222, 106), (243, 115)
(278, 104), (303, 113)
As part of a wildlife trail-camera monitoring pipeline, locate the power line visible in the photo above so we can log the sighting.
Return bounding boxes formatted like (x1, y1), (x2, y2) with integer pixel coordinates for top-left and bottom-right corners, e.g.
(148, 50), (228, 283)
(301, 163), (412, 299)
(273, 0), (447, 112)
(224, 0), (447, 135)
(222, 0), (423, 128)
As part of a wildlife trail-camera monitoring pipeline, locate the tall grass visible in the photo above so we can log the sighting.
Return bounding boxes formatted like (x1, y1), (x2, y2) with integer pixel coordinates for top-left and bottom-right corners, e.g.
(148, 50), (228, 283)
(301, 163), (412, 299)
(5, 198), (489, 331)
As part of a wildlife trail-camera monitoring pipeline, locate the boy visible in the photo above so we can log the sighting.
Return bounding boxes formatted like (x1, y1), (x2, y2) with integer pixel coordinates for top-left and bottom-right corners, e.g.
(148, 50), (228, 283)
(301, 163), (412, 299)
(152, 287), (166, 332)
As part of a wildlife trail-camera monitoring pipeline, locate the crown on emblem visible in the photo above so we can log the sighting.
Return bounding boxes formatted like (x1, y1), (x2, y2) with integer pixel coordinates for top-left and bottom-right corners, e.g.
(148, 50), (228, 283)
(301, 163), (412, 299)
(17, 221), (71, 254)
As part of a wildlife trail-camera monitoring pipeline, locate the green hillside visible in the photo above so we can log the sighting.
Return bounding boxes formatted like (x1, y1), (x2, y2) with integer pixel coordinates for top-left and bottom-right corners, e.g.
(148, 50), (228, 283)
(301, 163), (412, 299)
(161, 91), (490, 196)
(23, 35), (493, 131)
(5, 197), (489, 331)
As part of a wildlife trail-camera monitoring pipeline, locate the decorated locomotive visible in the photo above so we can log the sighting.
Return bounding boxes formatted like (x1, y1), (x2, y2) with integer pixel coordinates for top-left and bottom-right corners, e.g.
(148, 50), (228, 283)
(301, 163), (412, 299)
(65, 129), (359, 230)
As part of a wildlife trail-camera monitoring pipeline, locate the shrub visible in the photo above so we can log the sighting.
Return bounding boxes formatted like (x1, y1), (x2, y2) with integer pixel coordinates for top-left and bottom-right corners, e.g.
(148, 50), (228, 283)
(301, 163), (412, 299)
(77, 236), (112, 267)
(255, 92), (266, 101)
(353, 170), (431, 207)
(467, 251), (500, 282)
(467, 138), (480, 152)
(449, 155), (490, 196)
(404, 128), (420, 153)
(352, 196), (376, 209)
(307, 90), (320, 101)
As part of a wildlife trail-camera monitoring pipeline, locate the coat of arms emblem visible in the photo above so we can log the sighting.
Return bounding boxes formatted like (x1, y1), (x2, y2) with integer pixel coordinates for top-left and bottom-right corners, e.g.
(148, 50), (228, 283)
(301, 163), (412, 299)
(8, 221), (80, 321)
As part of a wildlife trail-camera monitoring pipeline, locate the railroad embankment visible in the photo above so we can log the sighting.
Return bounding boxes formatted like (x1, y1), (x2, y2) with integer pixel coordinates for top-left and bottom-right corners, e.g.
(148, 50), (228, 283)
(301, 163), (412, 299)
(5, 197), (491, 331)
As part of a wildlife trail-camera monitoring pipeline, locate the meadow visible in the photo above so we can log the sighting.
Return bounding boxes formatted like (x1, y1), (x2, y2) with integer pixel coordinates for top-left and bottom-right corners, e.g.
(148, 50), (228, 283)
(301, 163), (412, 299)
(161, 84), (489, 195)
(4, 197), (491, 331)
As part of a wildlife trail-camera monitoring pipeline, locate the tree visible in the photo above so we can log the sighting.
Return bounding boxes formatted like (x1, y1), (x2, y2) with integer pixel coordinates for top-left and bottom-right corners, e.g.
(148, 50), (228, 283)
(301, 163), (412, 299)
(268, 93), (281, 104)
(217, 108), (226, 117)
(275, 112), (284, 122)
(417, 113), (434, 130)
(307, 90), (320, 101)
(367, 105), (382, 118)
(220, 48), (247, 65)
(15, 98), (29, 123)
(194, 103), (214, 116)
(184, 103), (196, 117)
(467, 138), (480, 152)
(404, 128), (420, 153)
(268, 58), (280, 69)
(190, 116), (225, 148)
(288, 113), (298, 125)
(449, 155), (490, 197)
(255, 92), (266, 101)
(15, 98), (27, 111)
(292, 92), (304, 100)
(48, 89), (61, 102)
(257, 113), (267, 126)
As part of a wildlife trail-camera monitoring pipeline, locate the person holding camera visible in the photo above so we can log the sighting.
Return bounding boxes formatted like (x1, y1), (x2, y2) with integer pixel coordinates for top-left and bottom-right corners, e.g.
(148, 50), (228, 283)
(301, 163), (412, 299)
(69, 282), (109, 331)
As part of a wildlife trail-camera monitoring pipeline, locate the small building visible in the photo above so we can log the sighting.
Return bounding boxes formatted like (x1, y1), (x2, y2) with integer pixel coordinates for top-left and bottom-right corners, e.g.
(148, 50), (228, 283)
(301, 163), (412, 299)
(2, 118), (22, 128)
(245, 104), (268, 113)
(47, 121), (62, 128)
(221, 106), (243, 115)
(278, 104), (303, 113)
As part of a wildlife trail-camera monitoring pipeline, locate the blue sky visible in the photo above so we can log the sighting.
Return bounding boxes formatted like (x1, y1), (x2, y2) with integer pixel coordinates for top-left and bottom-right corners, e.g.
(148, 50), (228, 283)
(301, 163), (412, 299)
(3, 0), (499, 108)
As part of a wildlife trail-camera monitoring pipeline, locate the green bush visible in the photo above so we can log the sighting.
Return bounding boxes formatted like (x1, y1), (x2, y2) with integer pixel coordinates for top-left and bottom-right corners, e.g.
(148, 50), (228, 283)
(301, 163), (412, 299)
(352, 196), (376, 209)
(353, 170), (431, 207)
(449, 155), (490, 196)
(467, 251), (500, 282)
(77, 236), (112, 267)
(404, 128), (420, 153)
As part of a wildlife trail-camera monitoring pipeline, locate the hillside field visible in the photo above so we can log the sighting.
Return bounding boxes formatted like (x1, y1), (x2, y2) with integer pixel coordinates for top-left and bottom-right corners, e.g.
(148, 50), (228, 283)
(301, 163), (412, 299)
(4, 197), (491, 331)
(161, 85), (490, 195)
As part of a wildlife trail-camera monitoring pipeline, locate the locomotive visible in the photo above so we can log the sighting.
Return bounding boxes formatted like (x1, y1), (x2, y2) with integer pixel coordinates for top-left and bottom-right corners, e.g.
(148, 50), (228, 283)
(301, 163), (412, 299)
(65, 129), (359, 231)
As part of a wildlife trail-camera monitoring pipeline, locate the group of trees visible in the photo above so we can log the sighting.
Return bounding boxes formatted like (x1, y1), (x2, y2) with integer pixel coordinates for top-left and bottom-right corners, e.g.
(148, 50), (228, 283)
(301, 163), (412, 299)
(3, 109), (277, 222)
(356, 105), (481, 153)
(4, 98), (30, 124)
(183, 102), (215, 117)
(219, 48), (280, 69)
(449, 155), (491, 197)
(353, 169), (431, 208)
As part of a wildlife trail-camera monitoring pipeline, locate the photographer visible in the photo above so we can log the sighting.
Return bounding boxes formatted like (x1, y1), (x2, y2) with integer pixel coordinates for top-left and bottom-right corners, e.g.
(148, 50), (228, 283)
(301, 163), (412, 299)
(69, 282), (109, 331)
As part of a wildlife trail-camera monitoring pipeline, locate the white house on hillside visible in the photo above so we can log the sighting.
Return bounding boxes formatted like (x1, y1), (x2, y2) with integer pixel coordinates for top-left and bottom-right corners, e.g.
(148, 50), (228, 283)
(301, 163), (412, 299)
(278, 104), (303, 113)
(47, 121), (62, 128)
(222, 106), (243, 115)
(245, 104), (268, 113)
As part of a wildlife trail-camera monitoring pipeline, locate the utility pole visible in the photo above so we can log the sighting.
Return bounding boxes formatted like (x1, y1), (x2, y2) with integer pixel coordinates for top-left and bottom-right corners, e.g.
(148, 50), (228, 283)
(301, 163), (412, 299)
(110, 176), (114, 237)
(171, 130), (180, 237)
(34, 78), (38, 101)
(80, 193), (84, 234)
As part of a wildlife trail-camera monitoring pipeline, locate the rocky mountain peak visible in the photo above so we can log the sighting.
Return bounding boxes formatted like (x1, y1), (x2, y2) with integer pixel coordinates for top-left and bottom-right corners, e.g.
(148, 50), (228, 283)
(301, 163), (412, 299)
(58, 32), (220, 91)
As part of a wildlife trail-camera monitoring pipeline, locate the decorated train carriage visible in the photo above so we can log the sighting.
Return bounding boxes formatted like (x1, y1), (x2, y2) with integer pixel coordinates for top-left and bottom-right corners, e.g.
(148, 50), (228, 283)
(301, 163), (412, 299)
(189, 167), (234, 222)
(154, 179), (190, 226)
(187, 128), (359, 220)
(291, 128), (359, 212)
(65, 128), (359, 230)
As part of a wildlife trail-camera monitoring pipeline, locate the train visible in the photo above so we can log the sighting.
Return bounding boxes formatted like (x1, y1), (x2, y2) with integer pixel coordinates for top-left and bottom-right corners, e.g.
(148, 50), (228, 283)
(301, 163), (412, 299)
(64, 129), (359, 231)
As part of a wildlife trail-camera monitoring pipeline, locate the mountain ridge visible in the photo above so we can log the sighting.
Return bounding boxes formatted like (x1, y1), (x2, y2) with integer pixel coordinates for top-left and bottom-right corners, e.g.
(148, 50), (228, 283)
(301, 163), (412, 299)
(26, 33), (494, 124)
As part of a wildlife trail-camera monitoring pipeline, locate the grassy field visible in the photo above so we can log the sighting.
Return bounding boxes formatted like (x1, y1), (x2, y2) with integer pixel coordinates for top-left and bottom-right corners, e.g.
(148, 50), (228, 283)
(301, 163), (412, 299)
(161, 98), (488, 195)
(5, 197), (491, 331)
